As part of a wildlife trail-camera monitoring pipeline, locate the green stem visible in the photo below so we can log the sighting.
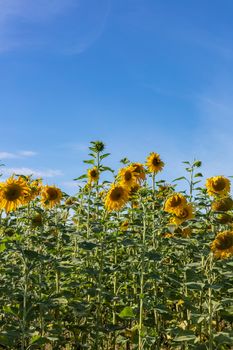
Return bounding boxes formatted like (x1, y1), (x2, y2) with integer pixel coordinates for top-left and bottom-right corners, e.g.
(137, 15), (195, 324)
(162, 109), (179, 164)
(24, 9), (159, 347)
(21, 259), (28, 350)
(208, 253), (214, 350)
(138, 203), (146, 350)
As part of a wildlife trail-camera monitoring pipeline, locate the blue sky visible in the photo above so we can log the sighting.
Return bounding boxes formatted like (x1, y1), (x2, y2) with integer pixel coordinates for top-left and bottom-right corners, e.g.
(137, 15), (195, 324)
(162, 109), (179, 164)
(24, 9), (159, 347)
(1, 0), (233, 193)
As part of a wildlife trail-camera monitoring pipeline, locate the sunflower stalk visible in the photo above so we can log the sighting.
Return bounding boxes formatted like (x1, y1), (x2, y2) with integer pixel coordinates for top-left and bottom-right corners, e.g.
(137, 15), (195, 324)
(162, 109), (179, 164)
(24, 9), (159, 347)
(21, 257), (28, 350)
(138, 201), (147, 350)
(207, 253), (214, 350)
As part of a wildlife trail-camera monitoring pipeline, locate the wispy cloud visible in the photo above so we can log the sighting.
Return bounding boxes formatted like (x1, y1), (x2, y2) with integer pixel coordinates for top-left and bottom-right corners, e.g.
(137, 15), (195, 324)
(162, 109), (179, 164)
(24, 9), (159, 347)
(0, 0), (111, 54)
(0, 150), (37, 159)
(2, 167), (63, 178)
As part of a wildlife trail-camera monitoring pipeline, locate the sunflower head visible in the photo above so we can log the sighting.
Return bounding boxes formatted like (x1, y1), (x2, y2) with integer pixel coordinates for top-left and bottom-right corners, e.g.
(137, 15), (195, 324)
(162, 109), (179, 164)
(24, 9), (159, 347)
(87, 167), (99, 183)
(206, 176), (231, 197)
(211, 197), (233, 212)
(181, 227), (192, 237)
(3, 227), (16, 237)
(41, 185), (62, 209)
(170, 204), (194, 226)
(23, 178), (42, 203)
(118, 166), (137, 189)
(0, 176), (30, 213)
(131, 163), (146, 182)
(105, 184), (129, 211)
(120, 220), (129, 231)
(146, 152), (164, 173)
(90, 140), (105, 153)
(216, 213), (233, 224)
(31, 213), (43, 227)
(211, 230), (233, 259)
(164, 193), (187, 214)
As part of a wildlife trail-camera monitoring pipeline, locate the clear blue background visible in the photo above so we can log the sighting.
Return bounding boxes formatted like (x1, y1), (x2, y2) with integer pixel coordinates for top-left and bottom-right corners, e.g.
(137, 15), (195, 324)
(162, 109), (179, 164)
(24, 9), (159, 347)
(0, 0), (233, 192)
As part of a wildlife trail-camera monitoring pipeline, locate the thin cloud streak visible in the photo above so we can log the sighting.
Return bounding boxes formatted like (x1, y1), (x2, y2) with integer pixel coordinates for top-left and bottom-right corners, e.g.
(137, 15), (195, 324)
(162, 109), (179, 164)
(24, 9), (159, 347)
(0, 150), (37, 159)
(2, 167), (63, 178)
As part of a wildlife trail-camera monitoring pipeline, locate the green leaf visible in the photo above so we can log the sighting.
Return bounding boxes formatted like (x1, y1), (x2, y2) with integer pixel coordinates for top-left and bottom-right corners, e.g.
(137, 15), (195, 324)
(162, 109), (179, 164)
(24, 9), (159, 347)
(119, 306), (135, 319)
(79, 241), (98, 250)
(30, 335), (49, 346)
(172, 176), (187, 182)
(73, 174), (87, 180)
(174, 334), (196, 342)
(100, 153), (111, 160)
(83, 159), (95, 165)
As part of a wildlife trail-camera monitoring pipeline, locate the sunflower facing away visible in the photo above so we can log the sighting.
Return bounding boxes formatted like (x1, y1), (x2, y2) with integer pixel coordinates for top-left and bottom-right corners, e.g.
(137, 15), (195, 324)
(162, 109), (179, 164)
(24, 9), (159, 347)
(164, 193), (187, 214)
(87, 167), (99, 183)
(170, 204), (194, 226)
(206, 176), (230, 197)
(146, 152), (164, 173)
(23, 178), (42, 202)
(211, 196), (233, 212)
(0, 176), (30, 213)
(211, 230), (233, 259)
(105, 184), (129, 211)
(131, 163), (146, 182)
(41, 185), (62, 209)
(118, 166), (137, 189)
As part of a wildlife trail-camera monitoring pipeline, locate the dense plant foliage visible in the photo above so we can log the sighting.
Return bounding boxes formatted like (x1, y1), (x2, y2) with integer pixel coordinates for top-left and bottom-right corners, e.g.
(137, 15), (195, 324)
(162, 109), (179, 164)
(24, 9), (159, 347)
(0, 141), (233, 349)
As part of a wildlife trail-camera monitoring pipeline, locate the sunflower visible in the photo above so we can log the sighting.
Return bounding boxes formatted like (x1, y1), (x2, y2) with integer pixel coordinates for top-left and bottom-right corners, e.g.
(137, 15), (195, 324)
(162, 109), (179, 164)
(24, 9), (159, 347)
(170, 204), (194, 226)
(211, 230), (233, 259)
(105, 184), (129, 211)
(31, 213), (43, 227)
(41, 185), (62, 209)
(87, 167), (99, 183)
(146, 152), (164, 173)
(129, 183), (140, 199)
(164, 193), (187, 214)
(118, 166), (137, 189)
(0, 176), (30, 213)
(206, 176), (230, 197)
(131, 163), (146, 182)
(211, 197), (233, 212)
(216, 213), (232, 224)
(120, 220), (129, 231)
(23, 178), (42, 203)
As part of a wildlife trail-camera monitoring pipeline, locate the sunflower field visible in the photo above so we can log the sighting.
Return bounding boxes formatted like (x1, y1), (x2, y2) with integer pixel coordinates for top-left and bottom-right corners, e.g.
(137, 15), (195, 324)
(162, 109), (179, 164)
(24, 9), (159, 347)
(0, 141), (233, 350)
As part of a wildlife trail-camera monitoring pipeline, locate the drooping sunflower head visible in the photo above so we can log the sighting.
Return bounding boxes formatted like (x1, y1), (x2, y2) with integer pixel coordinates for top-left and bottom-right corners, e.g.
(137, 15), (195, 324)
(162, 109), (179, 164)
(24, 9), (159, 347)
(87, 167), (99, 183)
(164, 193), (187, 214)
(206, 176), (231, 197)
(170, 204), (194, 226)
(146, 152), (164, 173)
(171, 203), (194, 226)
(31, 213), (43, 227)
(131, 163), (146, 182)
(23, 178), (42, 203)
(211, 197), (233, 212)
(129, 183), (140, 199)
(0, 176), (30, 213)
(216, 213), (233, 224)
(105, 184), (129, 211)
(41, 185), (62, 209)
(118, 166), (137, 189)
(211, 230), (233, 259)
(120, 220), (129, 232)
